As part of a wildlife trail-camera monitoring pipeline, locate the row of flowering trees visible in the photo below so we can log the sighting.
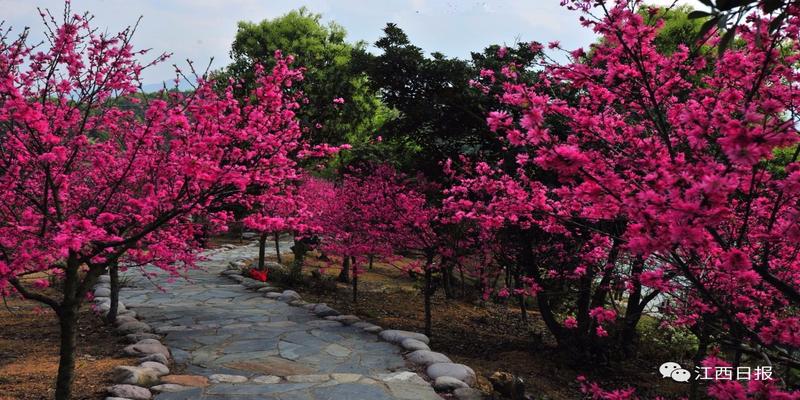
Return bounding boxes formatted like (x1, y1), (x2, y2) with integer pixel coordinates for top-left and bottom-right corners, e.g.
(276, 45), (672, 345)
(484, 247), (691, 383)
(0, 4), (345, 399)
(291, 0), (800, 398)
(440, 0), (800, 398)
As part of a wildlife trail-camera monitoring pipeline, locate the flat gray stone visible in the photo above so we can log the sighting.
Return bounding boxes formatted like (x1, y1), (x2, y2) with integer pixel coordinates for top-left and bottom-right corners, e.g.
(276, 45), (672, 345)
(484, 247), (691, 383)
(331, 373), (362, 383)
(311, 383), (394, 400)
(252, 375), (281, 384)
(377, 371), (428, 385)
(286, 374), (330, 383)
(95, 287), (112, 297)
(385, 381), (442, 400)
(150, 383), (194, 393)
(209, 373), (248, 383)
(325, 343), (351, 357)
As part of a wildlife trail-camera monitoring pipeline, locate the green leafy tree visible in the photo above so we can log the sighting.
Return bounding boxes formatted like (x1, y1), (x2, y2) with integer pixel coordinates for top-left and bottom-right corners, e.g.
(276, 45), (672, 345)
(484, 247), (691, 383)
(221, 8), (382, 146)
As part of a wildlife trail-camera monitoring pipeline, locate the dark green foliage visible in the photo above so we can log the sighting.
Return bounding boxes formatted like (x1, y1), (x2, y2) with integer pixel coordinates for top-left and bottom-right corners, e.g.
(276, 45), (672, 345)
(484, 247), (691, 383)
(353, 23), (540, 183)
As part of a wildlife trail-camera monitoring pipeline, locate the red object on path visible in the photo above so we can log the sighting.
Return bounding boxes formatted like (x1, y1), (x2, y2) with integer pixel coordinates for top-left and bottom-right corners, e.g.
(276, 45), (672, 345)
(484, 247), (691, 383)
(249, 269), (268, 282)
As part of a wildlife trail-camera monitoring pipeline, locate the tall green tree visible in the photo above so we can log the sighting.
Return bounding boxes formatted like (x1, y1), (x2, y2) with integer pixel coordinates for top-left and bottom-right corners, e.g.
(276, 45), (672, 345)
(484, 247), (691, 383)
(221, 8), (382, 146)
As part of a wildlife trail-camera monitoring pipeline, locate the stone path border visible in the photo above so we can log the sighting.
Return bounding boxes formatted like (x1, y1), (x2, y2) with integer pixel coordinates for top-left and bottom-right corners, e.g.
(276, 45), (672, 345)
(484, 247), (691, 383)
(224, 255), (485, 400)
(91, 275), (176, 400)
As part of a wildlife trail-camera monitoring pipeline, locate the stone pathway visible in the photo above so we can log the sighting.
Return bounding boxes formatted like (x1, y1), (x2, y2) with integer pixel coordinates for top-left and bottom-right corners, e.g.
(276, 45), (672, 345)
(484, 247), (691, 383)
(119, 242), (442, 400)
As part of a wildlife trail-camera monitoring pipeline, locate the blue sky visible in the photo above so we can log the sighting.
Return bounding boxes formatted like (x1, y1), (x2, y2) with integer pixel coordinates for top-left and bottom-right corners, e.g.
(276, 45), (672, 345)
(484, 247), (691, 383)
(1, 0), (701, 85)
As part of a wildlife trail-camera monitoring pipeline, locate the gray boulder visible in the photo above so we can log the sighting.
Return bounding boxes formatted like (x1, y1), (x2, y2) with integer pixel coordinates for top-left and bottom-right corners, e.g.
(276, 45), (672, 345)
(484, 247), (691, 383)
(107, 384), (152, 399)
(379, 329), (430, 344)
(406, 350), (452, 366)
(401, 338), (430, 351)
(352, 321), (382, 333)
(139, 353), (169, 365)
(312, 304), (339, 317)
(139, 361), (169, 376)
(123, 340), (170, 359)
(117, 321), (152, 334)
(427, 363), (476, 386)
(114, 315), (139, 327)
(277, 290), (301, 302)
(434, 376), (470, 391)
(112, 366), (161, 387)
(454, 387), (485, 400)
(125, 333), (160, 343)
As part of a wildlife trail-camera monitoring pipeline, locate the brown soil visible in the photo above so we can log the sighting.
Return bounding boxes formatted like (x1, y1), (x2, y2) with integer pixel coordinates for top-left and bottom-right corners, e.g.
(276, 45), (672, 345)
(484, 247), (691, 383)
(0, 295), (136, 400)
(255, 250), (692, 400)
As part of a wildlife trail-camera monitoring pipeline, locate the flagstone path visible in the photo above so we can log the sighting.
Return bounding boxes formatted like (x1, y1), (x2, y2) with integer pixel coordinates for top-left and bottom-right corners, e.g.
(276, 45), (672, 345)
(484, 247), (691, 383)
(119, 242), (441, 400)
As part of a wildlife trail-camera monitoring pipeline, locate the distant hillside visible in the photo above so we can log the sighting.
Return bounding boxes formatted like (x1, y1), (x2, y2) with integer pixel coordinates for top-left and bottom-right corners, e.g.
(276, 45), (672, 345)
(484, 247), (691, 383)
(141, 80), (196, 93)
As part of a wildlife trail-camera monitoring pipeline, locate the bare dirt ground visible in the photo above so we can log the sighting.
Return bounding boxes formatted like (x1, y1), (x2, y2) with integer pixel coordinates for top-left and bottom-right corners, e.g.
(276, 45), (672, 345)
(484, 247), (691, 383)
(0, 292), (136, 400)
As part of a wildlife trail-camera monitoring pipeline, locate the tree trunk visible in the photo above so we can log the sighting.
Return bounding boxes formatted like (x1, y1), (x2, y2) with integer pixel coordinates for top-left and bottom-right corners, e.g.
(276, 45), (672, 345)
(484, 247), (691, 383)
(352, 273), (358, 303)
(55, 261), (81, 400)
(459, 266), (466, 297)
(274, 232), (282, 264)
(106, 261), (120, 323)
(368, 254), (374, 270)
(620, 257), (645, 354)
(442, 261), (454, 299)
(290, 236), (307, 282)
(338, 255), (350, 283)
(258, 232), (268, 270)
(689, 324), (710, 400)
(55, 304), (79, 400)
(423, 253), (434, 337)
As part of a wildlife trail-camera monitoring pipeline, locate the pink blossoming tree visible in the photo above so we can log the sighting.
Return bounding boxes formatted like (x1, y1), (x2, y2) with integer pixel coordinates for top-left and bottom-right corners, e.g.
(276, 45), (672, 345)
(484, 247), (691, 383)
(0, 5), (316, 398)
(448, 0), (800, 397)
